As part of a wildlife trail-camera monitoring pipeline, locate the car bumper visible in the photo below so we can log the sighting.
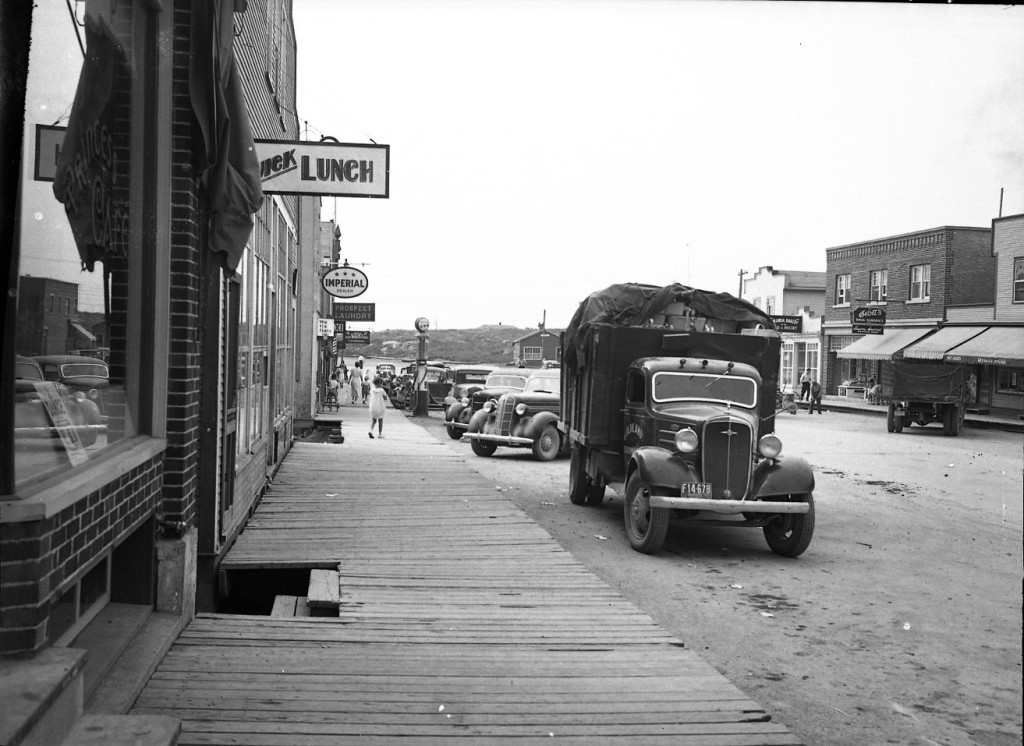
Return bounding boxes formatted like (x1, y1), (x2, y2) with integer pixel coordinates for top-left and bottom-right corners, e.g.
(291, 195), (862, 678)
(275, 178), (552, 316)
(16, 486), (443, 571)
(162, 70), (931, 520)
(647, 496), (810, 514)
(466, 433), (533, 446)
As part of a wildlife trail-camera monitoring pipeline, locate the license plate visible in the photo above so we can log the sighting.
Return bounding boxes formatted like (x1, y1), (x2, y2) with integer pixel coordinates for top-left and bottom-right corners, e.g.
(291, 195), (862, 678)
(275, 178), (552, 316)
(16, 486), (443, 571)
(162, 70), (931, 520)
(681, 482), (712, 497)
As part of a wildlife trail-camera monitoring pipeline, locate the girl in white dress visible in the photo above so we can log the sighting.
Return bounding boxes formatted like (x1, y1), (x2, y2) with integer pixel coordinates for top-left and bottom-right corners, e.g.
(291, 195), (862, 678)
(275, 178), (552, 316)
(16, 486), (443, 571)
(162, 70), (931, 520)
(367, 376), (387, 438)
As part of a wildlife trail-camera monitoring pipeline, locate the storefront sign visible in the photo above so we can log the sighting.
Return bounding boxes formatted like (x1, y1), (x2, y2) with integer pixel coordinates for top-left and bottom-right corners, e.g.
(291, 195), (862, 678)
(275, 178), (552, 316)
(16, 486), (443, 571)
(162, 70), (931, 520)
(322, 266), (369, 299)
(333, 303), (376, 322)
(34, 124), (65, 181)
(316, 318), (335, 337)
(255, 139), (389, 197)
(852, 307), (886, 325)
(852, 323), (884, 335)
(344, 330), (371, 345)
(770, 315), (802, 333)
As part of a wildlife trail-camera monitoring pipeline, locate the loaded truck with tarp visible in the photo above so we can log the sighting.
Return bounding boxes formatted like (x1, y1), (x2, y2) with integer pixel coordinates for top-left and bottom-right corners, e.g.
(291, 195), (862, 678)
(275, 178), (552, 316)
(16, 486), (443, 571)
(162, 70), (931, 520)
(559, 282), (816, 556)
(883, 362), (966, 436)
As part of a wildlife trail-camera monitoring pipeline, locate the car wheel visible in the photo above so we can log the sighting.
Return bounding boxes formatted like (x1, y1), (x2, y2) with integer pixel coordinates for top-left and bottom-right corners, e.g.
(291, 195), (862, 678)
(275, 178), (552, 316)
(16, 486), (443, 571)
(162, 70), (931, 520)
(446, 421), (463, 440)
(531, 424), (560, 461)
(471, 438), (497, 457)
(623, 472), (669, 554)
(763, 493), (815, 558)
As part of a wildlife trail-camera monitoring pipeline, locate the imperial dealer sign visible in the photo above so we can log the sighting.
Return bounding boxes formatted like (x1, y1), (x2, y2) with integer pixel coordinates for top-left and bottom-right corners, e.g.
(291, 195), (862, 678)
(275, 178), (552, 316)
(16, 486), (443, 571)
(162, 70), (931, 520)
(255, 139), (390, 198)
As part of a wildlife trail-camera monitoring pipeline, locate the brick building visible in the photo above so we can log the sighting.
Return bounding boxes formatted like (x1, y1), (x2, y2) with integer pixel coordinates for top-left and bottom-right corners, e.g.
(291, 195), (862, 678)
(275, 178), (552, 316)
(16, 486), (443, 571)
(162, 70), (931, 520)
(824, 226), (995, 395)
(2, 0), (302, 707)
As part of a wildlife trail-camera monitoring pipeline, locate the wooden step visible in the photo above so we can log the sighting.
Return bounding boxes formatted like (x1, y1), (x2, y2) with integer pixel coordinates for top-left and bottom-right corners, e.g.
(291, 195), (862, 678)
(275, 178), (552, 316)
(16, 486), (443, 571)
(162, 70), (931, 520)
(306, 569), (340, 616)
(61, 714), (179, 746)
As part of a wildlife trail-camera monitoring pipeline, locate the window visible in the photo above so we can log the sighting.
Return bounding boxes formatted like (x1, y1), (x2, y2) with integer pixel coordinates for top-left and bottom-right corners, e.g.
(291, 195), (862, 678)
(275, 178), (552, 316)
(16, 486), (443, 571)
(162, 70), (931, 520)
(523, 346), (542, 360)
(997, 368), (1024, 394)
(835, 274), (851, 305)
(869, 270), (888, 302)
(1013, 257), (1024, 303)
(910, 264), (931, 301)
(752, 297), (761, 310)
(766, 296), (776, 315)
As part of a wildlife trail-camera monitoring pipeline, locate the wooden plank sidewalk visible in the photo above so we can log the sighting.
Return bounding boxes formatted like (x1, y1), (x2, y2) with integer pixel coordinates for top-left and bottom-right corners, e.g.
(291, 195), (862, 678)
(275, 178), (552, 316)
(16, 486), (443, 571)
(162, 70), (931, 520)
(132, 412), (801, 744)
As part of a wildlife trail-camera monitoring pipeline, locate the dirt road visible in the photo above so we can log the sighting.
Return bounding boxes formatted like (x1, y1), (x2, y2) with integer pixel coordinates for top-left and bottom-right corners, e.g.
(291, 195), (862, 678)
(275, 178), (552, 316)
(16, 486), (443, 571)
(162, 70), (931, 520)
(409, 406), (1022, 746)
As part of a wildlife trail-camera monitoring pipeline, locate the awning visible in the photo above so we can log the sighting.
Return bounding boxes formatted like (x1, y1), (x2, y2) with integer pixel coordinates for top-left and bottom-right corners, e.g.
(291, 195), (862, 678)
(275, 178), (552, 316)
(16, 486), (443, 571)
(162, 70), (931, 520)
(68, 322), (96, 342)
(944, 326), (1024, 367)
(835, 328), (934, 360)
(901, 326), (988, 361)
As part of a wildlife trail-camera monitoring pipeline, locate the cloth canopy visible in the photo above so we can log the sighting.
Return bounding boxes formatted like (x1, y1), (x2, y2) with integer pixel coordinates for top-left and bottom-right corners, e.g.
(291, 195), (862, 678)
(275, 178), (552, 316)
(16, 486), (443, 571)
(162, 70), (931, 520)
(835, 328), (933, 360)
(944, 326), (1024, 367)
(901, 326), (988, 361)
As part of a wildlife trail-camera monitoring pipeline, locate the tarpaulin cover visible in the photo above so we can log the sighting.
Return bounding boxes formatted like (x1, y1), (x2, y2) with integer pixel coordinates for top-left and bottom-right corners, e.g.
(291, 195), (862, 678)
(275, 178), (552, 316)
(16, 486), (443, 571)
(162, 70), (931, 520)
(563, 283), (774, 373)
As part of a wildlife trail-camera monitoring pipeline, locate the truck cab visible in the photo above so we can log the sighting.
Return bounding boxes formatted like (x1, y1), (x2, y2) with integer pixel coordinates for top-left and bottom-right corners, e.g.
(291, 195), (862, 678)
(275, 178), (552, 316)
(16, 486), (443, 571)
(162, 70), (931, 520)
(561, 283), (817, 557)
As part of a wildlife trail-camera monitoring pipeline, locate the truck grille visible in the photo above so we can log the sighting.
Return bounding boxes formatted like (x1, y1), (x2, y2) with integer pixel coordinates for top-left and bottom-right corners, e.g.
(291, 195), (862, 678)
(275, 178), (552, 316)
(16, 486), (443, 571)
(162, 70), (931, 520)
(702, 419), (752, 499)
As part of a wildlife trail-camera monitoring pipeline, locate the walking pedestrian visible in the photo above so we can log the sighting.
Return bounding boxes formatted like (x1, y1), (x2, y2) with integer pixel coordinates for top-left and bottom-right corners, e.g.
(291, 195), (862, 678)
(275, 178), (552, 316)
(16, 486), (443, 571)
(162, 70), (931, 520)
(349, 360), (363, 404)
(808, 376), (823, 414)
(367, 375), (387, 438)
(799, 369), (811, 401)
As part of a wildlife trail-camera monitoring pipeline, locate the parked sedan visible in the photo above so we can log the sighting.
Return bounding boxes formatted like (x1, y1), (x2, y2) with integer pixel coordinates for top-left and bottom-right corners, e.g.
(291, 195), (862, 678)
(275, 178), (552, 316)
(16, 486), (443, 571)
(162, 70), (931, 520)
(15, 356), (102, 448)
(465, 369), (564, 460)
(445, 367), (528, 440)
(440, 366), (496, 438)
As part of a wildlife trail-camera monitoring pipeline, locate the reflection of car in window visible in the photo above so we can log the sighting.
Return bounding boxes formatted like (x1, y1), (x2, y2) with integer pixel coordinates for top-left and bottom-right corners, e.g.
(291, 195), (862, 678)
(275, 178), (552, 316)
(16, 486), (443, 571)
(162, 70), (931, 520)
(14, 355), (103, 450)
(32, 355), (109, 417)
(465, 370), (565, 460)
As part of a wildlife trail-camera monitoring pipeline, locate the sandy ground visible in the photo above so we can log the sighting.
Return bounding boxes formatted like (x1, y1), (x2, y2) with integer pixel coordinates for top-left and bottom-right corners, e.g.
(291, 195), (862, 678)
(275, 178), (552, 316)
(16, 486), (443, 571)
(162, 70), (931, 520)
(406, 406), (1022, 746)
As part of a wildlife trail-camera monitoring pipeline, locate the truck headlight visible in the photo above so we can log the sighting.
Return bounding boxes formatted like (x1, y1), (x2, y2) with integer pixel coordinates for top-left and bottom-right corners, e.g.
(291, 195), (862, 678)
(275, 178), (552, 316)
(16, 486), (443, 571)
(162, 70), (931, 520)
(758, 434), (782, 459)
(514, 403), (528, 415)
(674, 428), (698, 453)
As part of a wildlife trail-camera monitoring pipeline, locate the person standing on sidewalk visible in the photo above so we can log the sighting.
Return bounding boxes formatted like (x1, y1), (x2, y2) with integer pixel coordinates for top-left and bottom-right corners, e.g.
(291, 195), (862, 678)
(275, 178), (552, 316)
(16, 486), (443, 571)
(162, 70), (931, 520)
(808, 376), (823, 414)
(367, 376), (387, 438)
(799, 369), (812, 401)
(349, 360), (363, 404)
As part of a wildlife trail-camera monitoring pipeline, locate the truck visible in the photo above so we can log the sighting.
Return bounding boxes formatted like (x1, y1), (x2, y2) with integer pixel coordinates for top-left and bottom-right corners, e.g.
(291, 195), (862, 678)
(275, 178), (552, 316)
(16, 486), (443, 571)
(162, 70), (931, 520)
(560, 283), (816, 556)
(883, 362), (966, 436)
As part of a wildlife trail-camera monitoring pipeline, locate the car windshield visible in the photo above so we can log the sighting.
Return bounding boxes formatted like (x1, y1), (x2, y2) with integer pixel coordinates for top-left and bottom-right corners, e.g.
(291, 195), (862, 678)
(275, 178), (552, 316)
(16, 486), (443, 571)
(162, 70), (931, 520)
(524, 375), (560, 394)
(16, 362), (43, 380)
(59, 363), (109, 379)
(652, 371), (757, 408)
(457, 371), (491, 384)
(486, 374), (528, 390)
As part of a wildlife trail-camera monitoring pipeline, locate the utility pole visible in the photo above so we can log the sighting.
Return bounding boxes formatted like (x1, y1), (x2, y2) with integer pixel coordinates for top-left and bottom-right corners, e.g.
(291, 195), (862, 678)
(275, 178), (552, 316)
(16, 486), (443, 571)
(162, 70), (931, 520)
(737, 269), (747, 299)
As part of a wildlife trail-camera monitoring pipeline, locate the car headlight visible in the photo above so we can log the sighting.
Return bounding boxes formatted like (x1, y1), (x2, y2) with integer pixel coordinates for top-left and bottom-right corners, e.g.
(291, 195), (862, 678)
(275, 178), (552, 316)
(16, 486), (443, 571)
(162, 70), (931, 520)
(73, 391), (86, 403)
(758, 434), (782, 459)
(483, 400), (497, 413)
(674, 428), (698, 453)
(514, 403), (528, 415)
(88, 389), (99, 400)
(461, 397), (470, 406)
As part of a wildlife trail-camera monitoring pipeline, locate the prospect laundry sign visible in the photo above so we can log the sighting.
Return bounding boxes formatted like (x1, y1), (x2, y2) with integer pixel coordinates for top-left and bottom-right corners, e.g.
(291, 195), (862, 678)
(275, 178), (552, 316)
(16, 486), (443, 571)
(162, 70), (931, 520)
(255, 139), (389, 198)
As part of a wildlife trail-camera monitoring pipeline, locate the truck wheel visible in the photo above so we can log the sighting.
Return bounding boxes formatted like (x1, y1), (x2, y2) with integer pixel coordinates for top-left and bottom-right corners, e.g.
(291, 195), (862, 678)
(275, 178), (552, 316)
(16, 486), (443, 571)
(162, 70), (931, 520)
(623, 472), (669, 554)
(763, 493), (815, 558)
(886, 403), (896, 432)
(446, 421), (463, 440)
(943, 405), (961, 436)
(532, 424), (560, 461)
(569, 445), (589, 505)
(471, 439), (497, 457)
(893, 414), (904, 433)
(586, 477), (606, 507)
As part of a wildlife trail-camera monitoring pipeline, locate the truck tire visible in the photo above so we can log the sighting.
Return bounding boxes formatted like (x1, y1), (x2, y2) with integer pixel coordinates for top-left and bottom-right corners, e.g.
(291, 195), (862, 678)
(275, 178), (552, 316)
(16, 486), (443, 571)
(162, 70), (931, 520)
(623, 472), (669, 554)
(943, 405), (961, 436)
(586, 477), (606, 506)
(532, 424), (560, 461)
(893, 413), (904, 433)
(886, 403), (896, 433)
(471, 438), (497, 457)
(569, 445), (589, 505)
(763, 493), (815, 558)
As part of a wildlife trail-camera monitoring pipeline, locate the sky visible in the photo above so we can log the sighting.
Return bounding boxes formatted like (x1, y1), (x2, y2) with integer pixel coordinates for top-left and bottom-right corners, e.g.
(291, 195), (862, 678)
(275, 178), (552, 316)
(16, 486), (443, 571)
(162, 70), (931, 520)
(292, 0), (1024, 333)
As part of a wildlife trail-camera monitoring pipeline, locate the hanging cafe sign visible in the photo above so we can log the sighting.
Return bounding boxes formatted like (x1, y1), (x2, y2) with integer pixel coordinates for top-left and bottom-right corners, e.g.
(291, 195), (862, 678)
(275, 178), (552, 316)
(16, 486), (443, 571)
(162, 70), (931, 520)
(255, 139), (389, 198)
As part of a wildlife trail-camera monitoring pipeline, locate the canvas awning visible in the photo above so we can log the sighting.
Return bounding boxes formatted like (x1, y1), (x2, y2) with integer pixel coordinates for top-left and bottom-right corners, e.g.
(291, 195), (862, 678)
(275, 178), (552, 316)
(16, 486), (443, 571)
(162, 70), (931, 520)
(835, 328), (934, 360)
(901, 326), (988, 361)
(943, 326), (1024, 367)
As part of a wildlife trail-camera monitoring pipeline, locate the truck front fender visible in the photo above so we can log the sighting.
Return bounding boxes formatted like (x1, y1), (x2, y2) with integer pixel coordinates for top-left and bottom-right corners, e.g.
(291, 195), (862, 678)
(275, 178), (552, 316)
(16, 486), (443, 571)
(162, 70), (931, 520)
(752, 456), (815, 498)
(630, 447), (698, 492)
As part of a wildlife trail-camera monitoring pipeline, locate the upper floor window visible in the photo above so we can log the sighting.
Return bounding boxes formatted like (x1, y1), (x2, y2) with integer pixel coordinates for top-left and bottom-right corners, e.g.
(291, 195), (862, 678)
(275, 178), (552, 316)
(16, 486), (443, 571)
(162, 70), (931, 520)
(835, 274), (851, 305)
(910, 264), (931, 301)
(766, 296), (776, 314)
(1013, 257), (1024, 303)
(869, 270), (888, 302)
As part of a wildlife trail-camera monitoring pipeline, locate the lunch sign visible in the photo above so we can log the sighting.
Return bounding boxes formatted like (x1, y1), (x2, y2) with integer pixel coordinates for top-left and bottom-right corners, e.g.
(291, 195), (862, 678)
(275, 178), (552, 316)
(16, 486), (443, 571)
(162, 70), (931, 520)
(256, 139), (389, 198)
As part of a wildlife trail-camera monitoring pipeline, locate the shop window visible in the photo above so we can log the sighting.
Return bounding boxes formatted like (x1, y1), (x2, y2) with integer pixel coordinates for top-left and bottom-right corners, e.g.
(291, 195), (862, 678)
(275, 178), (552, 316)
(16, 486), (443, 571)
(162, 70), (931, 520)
(910, 264), (931, 301)
(869, 270), (888, 302)
(9, 4), (149, 490)
(996, 368), (1024, 394)
(835, 274), (851, 306)
(1013, 257), (1024, 303)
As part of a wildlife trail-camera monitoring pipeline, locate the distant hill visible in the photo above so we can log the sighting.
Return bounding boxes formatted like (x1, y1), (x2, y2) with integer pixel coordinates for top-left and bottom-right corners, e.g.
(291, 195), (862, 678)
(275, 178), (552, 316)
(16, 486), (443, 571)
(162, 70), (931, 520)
(349, 326), (540, 365)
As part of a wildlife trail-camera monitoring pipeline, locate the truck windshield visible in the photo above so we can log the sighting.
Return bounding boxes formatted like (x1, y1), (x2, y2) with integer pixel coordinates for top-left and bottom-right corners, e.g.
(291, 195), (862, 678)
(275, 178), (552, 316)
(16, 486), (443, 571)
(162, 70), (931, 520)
(651, 371), (757, 408)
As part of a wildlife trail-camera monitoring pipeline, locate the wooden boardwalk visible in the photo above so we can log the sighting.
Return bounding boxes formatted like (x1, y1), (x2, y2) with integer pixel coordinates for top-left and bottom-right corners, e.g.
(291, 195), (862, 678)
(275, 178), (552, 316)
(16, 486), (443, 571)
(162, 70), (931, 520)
(132, 411), (801, 744)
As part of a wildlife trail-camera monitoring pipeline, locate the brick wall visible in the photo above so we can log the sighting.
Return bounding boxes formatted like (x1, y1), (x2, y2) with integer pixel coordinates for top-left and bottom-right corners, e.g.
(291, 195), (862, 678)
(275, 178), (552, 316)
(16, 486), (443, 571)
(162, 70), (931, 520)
(0, 458), (162, 653)
(994, 214), (1024, 320)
